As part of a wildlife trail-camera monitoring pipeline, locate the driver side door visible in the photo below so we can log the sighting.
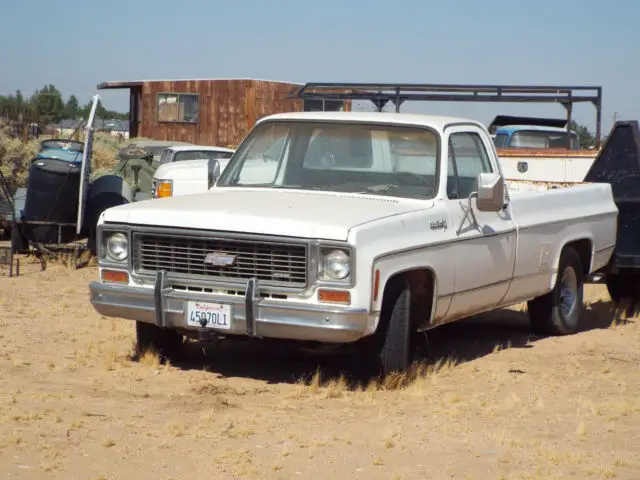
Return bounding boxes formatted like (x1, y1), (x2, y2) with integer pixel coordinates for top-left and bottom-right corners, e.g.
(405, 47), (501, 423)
(443, 126), (517, 322)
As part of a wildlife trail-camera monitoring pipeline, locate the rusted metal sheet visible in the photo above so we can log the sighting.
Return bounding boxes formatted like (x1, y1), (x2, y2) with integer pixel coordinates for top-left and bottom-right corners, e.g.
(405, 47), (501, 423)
(506, 178), (587, 193)
(135, 79), (346, 148)
(497, 147), (599, 158)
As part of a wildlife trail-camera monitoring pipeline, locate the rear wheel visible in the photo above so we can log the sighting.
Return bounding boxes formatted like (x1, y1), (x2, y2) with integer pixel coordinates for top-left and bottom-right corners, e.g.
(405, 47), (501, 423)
(527, 247), (584, 335)
(135, 322), (183, 361)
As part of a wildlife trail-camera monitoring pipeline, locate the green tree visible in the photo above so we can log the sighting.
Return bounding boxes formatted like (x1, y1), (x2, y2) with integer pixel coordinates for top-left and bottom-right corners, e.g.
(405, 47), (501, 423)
(63, 94), (80, 119)
(30, 84), (64, 124)
(570, 120), (595, 149)
(78, 97), (128, 120)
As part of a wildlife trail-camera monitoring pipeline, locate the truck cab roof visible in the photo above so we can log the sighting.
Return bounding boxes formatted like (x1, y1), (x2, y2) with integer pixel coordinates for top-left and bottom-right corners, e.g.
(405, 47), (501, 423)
(257, 111), (488, 134)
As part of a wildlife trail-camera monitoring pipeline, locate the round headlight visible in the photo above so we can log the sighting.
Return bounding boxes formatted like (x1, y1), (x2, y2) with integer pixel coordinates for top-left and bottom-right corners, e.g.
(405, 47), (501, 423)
(324, 249), (350, 280)
(106, 233), (128, 261)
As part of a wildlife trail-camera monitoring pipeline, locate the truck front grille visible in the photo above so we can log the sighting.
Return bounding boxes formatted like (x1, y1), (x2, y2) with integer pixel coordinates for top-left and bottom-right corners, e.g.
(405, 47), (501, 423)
(132, 232), (308, 288)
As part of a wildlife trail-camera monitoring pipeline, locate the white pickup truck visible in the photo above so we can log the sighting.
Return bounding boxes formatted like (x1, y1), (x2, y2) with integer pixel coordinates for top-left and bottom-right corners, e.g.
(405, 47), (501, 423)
(151, 145), (235, 198)
(89, 111), (618, 375)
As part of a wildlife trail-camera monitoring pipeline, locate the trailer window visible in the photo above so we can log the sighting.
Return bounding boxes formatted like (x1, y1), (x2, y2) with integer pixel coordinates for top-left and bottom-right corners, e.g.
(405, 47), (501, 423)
(156, 93), (199, 123)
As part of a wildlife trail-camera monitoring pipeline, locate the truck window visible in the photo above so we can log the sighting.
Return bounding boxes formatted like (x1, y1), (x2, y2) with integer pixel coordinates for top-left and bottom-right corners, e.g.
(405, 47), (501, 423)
(447, 132), (492, 199)
(233, 123), (289, 185)
(510, 130), (579, 149)
(493, 133), (508, 148)
(159, 150), (171, 165)
(172, 150), (235, 162)
(219, 120), (440, 199)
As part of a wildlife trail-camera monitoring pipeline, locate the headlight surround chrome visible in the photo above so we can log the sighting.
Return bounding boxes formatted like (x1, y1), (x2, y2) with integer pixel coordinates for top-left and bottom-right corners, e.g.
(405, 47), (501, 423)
(106, 232), (128, 262)
(319, 247), (351, 281)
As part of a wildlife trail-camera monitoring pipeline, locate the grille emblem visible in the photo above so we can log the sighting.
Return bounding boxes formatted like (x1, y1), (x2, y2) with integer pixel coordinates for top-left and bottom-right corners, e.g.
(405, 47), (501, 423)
(204, 252), (236, 266)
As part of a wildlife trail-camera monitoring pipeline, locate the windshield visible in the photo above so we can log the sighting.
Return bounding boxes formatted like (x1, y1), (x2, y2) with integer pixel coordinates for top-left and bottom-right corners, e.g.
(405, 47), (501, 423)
(216, 121), (440, 199)
(173, 150), (234, 162)
(509, 130), (579, 149)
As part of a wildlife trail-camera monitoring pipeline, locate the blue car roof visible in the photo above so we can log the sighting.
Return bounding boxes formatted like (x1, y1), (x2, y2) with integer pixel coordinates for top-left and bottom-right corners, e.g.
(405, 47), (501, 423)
(495, 125), (576, 135)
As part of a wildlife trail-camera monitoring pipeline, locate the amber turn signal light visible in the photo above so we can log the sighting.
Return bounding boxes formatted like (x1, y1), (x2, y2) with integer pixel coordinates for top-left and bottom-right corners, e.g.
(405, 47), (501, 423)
(101, 269), (129, 284)
(318, 289), (350, 304)
(156, 181), (172, 198)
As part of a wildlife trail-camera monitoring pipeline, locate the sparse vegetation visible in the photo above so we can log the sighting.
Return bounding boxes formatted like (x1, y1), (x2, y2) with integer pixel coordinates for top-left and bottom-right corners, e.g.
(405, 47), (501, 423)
(0, 125), (127, 192)
(0, 262), (638, 479)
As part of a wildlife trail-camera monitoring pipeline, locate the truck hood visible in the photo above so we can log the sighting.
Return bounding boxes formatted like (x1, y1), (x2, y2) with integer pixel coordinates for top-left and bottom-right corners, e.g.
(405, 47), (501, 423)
(154, 158), (232, 181)
(154, 159), (209, 181)
(100, 187), (431, 241)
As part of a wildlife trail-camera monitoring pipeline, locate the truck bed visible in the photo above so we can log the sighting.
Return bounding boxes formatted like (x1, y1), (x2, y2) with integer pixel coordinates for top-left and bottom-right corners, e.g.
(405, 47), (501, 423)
(498, 147), (599, 184)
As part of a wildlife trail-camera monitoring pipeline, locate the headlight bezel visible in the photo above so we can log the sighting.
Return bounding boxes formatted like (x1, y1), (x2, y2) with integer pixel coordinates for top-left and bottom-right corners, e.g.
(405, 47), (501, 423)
(98, 226), (131, 267)
(314, 243), (355, 287)
(106, 232), (129, 262)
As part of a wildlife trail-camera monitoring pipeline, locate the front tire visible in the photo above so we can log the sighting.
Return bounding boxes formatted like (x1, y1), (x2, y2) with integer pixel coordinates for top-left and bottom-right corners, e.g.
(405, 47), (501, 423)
(527, 247), (584, 335)
(358, 282), (414, 377)
(135, 322), (183, 360)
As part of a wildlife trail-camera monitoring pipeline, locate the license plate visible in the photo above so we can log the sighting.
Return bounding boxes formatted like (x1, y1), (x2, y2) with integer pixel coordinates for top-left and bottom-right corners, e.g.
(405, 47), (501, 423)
(186, 301), (231, 330)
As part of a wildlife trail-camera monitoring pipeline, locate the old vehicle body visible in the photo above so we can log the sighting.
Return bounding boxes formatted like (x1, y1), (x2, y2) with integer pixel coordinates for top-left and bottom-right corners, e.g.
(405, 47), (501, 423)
(494, 125), (580, 149)
(488, 115), (581, 151)
(151, 146), (235, 198)
(582, 120), (640, 303)
(89, 111), (617, 374)
(157, 145), (235, 167)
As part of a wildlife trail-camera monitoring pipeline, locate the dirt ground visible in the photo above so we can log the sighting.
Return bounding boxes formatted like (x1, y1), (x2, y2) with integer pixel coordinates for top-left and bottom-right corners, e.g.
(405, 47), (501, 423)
(0, 258), (639, 480)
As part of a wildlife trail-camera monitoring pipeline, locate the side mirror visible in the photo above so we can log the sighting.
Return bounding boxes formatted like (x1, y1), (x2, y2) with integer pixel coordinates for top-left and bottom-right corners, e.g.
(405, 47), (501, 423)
(476, 172), (505, 212)
(207, 158), (221, 189)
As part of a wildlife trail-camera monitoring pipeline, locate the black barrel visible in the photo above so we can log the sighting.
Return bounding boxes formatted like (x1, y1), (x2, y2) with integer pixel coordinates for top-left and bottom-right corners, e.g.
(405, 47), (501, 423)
(21, 156), (81, 244)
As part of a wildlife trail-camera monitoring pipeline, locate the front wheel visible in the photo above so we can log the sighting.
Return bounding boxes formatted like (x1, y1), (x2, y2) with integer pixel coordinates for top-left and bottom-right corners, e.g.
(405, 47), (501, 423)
(357, 282), (415, 377)
(527, 247), (584, 336)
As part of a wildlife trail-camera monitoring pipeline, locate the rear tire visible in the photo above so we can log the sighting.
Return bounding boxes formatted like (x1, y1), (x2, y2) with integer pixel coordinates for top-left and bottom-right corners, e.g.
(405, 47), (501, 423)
(135, 322), (183, 361)
(527, 247), (584, 335)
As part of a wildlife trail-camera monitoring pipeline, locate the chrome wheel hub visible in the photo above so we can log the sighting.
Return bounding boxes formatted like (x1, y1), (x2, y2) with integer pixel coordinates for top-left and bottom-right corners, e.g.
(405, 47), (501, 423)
(559, 267), (578, 319)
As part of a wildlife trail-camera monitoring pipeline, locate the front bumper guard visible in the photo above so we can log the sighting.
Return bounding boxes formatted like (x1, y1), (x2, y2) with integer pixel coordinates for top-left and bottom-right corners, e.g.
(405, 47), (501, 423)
(90, 271), (371, 344)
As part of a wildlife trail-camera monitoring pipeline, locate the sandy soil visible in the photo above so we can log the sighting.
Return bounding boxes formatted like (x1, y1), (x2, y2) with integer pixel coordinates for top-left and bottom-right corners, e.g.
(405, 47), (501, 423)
(0, 257), (639, 480)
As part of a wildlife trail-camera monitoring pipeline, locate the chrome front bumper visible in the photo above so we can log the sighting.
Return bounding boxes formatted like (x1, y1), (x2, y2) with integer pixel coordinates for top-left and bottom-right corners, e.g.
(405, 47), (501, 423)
(89, 272), (372, 344)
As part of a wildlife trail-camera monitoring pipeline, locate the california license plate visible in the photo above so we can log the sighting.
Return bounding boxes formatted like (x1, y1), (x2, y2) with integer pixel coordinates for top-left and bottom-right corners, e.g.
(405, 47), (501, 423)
(186, 301), (231, 330)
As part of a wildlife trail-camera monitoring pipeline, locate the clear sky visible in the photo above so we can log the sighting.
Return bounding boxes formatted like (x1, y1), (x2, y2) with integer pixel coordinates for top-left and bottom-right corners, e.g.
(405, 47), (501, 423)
(1, 0), (637, 134)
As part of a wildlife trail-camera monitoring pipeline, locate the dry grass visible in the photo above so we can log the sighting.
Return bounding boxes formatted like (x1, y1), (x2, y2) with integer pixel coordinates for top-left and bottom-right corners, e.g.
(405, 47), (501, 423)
(0, 264), (638, 479)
